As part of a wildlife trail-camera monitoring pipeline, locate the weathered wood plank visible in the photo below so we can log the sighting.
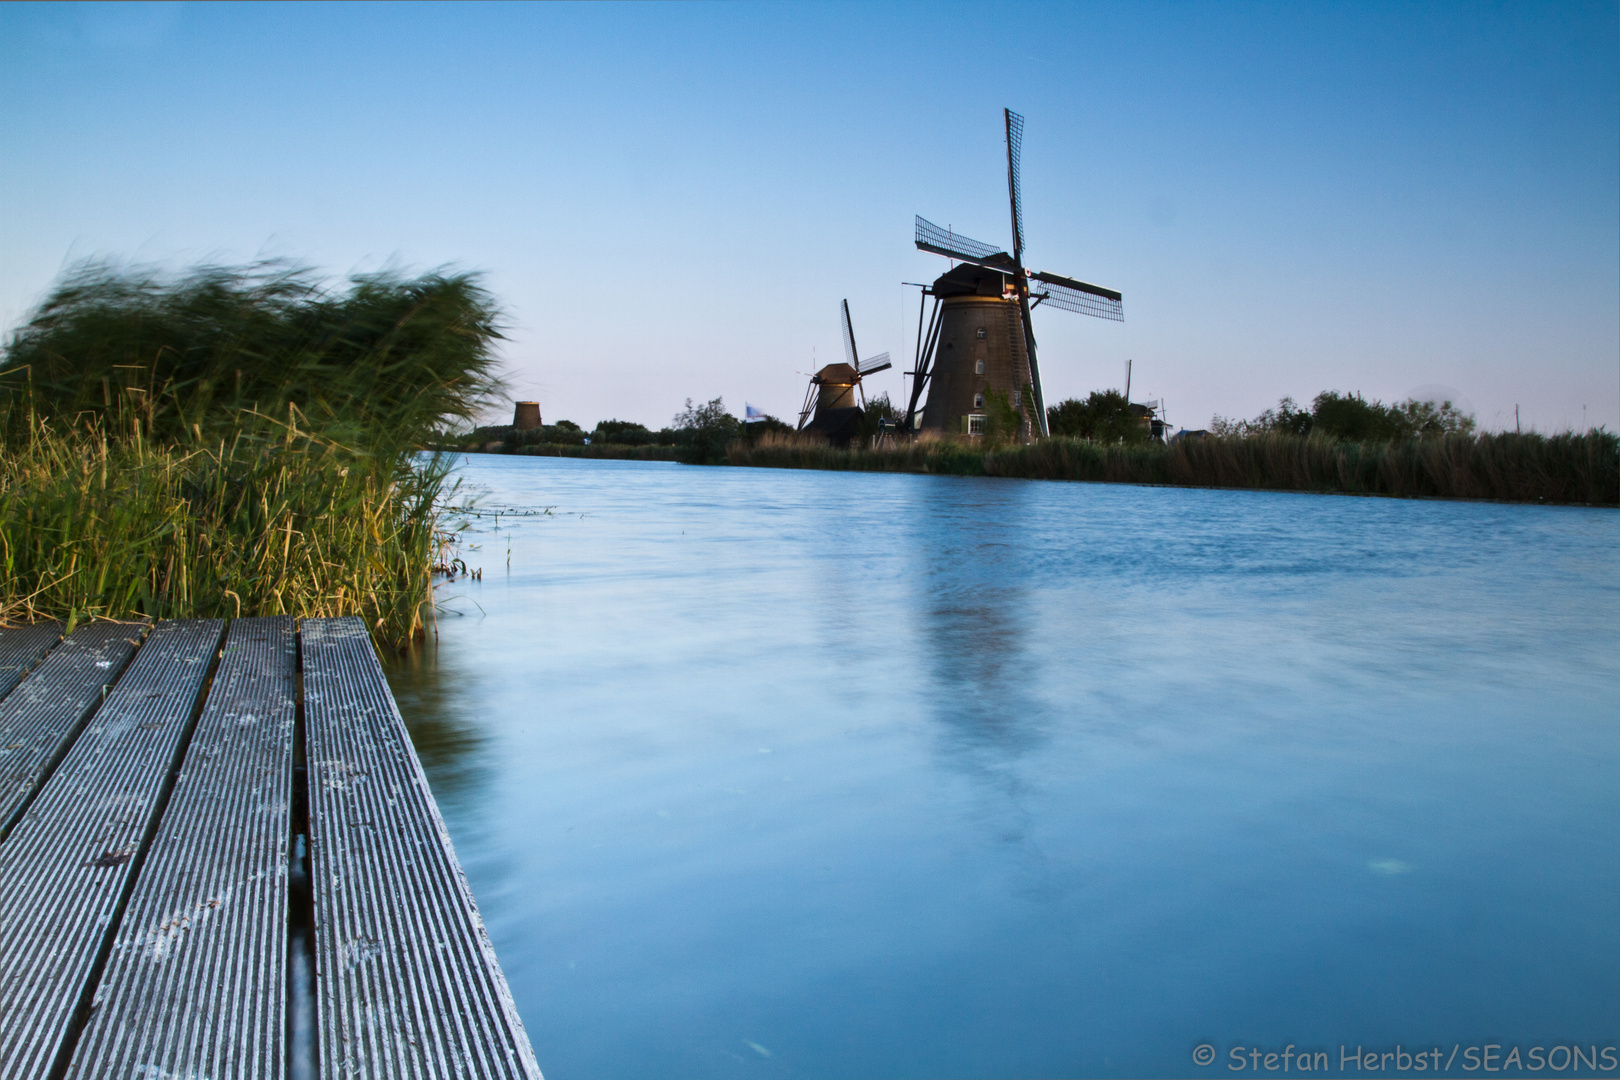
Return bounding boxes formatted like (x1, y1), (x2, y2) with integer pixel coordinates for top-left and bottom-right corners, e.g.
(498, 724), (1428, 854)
(0, 622), (63, 703)
(65, 617), (296, 1080)
(0, 619), (225, 1080)
(302, 616), (542, 1079)
(0, 621), (146, 842)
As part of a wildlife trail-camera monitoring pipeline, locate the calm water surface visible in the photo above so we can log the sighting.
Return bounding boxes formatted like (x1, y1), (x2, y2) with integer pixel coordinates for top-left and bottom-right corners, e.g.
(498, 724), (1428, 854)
(384, 455), (1619, 1079)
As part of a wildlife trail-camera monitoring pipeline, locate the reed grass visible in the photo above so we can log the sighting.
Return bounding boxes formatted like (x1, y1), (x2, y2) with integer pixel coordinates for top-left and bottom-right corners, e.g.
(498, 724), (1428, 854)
(726, 431), (989, 475)
(507, 443), (682, 461)
(0, 412), (446, 646)
(0, 259), (506, 646)
(730, 431), (1618, 506)
(1, 260), (504, 449)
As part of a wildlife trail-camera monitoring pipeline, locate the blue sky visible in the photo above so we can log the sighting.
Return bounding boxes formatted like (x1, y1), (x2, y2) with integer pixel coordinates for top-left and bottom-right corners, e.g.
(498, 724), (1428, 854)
(2, 1), (1615, 432)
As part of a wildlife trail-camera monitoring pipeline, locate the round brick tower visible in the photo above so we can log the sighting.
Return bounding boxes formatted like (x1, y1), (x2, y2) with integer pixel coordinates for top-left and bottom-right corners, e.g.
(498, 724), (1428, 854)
(916, 265), (1037, 441)
(512, 402), (542, 430)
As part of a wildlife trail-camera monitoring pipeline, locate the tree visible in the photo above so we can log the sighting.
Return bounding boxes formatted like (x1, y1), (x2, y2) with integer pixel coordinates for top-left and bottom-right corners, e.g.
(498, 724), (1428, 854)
(1211, 391), (1476, 441)
(853, 391), (898, 445)
(982, 388), (1026, 445)
(593, 418), (655, 445)
(1308, 391), (1405, 441)
(1047, 389), (1149, 444)
(671, 396), (740, 464)
(1211, 396), (1312, 437)
(1395, 398), (1476, 438)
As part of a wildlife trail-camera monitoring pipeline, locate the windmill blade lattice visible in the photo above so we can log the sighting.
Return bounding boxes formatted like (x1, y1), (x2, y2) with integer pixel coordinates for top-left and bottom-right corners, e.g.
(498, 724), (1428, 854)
(858, 352), (892, 375)
(914, 216), (1007, 265)
(840, 300), (860, 371)
(1005, 108), (1025, 262)
(1028, 270), (1124, 322)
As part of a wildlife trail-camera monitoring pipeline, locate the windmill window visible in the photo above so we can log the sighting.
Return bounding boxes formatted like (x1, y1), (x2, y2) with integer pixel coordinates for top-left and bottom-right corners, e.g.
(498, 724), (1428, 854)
(976, 327), (987, 339)
(967, 414), (986, 435)
(975, 359), (985, 375)
(974, 393), (985, 409)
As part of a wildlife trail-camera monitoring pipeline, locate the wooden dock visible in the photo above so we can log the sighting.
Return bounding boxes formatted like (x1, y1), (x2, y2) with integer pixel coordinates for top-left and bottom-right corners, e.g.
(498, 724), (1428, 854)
(0, 616), (542, 1080)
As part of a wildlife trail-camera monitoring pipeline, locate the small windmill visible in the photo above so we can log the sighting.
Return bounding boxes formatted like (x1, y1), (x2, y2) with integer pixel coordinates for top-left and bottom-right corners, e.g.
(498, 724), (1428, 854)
(902, 109), (1123, 439)
(797, 299), (892, 443)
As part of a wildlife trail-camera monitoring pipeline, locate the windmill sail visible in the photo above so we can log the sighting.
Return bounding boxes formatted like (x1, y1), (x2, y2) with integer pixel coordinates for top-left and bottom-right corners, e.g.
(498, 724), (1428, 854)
(1005, 108), (1025, 262)
(858, 352), (892, 375)
(914, 216), (1008, 267)
(840, 300), (860, 371)
(1028, 270), (1124, 321)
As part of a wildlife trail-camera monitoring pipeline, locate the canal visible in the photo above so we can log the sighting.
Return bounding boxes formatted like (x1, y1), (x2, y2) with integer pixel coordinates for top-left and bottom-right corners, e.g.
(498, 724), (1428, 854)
(386, 455), (1619, 1079)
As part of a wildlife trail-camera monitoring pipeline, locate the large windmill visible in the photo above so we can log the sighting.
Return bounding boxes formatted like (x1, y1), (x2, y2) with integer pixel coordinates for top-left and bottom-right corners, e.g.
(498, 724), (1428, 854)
(902, 109), (1123, 440)
(797, 299), (892, 444)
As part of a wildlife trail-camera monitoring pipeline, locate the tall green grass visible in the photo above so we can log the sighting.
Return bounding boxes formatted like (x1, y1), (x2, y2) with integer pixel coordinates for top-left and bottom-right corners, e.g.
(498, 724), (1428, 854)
(730, 431), (1618, 505)
(726, 432), (989, 475)
(0, 413), (447, 645)
(0, 260), (505, 645)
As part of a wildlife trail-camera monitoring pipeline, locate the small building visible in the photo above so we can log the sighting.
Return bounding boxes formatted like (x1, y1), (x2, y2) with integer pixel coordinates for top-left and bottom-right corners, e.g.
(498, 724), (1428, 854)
(513, 402), (542, 430)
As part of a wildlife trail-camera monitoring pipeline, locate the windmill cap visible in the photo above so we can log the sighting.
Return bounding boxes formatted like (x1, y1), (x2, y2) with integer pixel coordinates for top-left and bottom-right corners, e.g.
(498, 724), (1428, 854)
(813, 362), (859, 382)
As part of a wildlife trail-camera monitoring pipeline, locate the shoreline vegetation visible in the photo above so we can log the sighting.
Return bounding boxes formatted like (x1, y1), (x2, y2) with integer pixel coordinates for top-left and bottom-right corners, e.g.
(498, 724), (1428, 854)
(0, 260), (503, 646)
(454, 392), (1617, 507)
(725, 429), (1618, 506)
(736, 386), (1619, 506)
(446, 397), (762, 464)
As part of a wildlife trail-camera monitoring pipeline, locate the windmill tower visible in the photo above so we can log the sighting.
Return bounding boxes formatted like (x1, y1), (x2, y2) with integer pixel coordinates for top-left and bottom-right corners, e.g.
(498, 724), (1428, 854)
(797, 299), (891, 444)
(903, 109), (1123, 440)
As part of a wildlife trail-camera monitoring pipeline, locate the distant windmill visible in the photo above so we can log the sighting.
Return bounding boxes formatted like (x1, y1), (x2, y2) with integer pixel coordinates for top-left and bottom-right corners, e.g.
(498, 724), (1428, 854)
(902, 109), (1123, 440)
(797, 299), (892, 444)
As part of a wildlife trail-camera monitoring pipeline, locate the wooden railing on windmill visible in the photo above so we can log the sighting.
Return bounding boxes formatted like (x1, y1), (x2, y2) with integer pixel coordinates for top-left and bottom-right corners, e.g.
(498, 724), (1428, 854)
(904, 108), (1125, 442)
(795, 299), (891, 446)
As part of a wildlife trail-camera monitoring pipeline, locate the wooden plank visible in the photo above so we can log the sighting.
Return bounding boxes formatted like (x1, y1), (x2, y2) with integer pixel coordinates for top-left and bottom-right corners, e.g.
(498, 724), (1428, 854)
(0, 622), (64, 703)
(0, 619), (225, 1080)
(65, 617), (296, 1080)
(0, 621), (146, 842)
(302, 616), (542, 1079)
